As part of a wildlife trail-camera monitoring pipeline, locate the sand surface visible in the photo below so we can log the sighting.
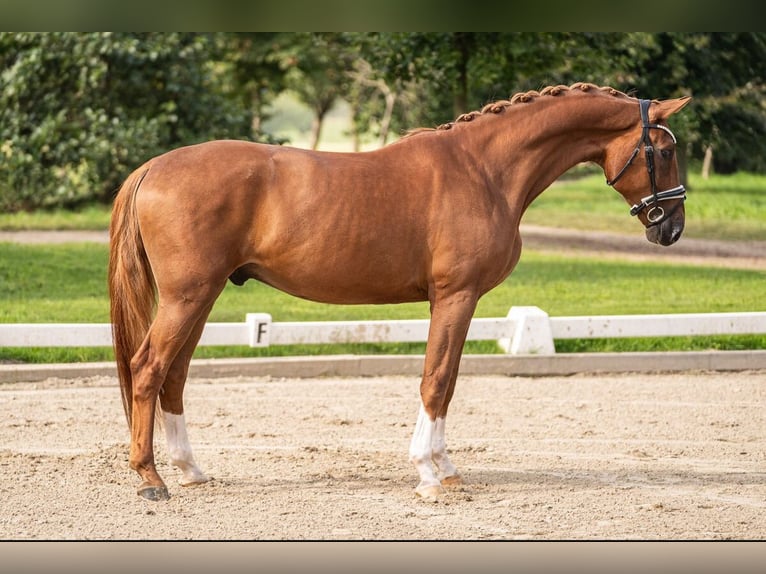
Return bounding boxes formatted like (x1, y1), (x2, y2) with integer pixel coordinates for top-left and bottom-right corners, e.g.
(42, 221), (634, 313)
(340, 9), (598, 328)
(1, 370), (763, 540)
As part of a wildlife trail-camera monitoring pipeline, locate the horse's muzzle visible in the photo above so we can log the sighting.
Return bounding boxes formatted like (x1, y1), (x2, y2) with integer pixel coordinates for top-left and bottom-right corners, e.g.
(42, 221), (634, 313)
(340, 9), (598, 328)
(646, 216), (684, 246)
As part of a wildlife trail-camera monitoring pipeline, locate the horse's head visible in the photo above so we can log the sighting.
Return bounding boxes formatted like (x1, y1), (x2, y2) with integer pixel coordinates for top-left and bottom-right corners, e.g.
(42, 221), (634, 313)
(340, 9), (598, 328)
(604, 96), (691, 246)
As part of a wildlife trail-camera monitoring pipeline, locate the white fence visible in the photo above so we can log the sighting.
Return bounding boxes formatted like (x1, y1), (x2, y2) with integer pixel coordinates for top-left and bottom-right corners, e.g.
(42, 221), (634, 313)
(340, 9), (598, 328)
(1, 307), (764, 355)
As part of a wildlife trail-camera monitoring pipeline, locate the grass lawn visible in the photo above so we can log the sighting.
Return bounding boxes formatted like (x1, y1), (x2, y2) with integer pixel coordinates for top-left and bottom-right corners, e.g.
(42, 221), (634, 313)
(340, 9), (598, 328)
(0, 203), (112, 231)
(524, 171), (766, 241)
(1, 242), (763, 363)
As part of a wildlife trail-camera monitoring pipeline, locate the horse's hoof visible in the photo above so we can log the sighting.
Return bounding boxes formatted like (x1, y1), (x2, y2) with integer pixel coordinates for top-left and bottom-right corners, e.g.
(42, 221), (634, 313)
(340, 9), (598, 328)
(138, 484), (170, 501)
(415, 483), (444, 501)
(440, 473), (463, 487)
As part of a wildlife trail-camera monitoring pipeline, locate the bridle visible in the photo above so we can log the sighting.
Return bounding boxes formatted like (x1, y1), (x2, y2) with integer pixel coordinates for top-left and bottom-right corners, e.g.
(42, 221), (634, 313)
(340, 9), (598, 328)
(606, 99), (686, 227)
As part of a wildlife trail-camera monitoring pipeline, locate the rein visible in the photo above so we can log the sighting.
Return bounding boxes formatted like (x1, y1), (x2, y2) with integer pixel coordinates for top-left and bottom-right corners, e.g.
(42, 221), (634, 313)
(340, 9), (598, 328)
(606, 99), (686, 227)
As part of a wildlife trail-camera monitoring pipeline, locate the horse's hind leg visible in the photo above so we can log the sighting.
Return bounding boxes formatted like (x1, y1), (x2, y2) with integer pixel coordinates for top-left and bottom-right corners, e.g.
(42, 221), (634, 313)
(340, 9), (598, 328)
(129, 287), (223, 501)
(159, 308), (215, 487)
(409, 289), (477, 500)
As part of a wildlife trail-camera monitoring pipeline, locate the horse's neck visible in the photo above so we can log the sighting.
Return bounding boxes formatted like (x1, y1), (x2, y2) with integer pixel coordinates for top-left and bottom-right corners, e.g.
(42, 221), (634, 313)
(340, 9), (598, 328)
(467, 96), (634, 210)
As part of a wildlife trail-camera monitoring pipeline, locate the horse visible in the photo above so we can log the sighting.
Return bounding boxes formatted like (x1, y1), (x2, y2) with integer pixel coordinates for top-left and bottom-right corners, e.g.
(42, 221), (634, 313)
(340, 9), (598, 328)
(108, 82), (691, 501)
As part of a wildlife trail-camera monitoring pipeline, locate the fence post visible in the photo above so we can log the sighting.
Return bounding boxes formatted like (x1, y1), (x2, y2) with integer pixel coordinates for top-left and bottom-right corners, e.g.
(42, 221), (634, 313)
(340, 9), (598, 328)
(498, 306), (555, 355)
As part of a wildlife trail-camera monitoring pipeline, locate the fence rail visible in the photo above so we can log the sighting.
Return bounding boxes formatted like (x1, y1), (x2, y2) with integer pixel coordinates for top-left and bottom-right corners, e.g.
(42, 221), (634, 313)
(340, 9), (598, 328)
(1, 307), (764, 355)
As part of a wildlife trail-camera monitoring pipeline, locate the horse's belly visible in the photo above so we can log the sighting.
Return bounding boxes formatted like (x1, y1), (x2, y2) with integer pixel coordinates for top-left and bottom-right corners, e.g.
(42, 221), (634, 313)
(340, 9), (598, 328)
(230, 262), (428, 305)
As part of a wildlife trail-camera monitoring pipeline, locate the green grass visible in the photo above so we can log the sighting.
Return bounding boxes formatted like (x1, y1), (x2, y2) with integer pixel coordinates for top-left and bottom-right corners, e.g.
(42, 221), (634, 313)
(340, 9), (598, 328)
(1, 243), (763, 363)
(524, 171), (766, 241)
(0, 203), (112, 231)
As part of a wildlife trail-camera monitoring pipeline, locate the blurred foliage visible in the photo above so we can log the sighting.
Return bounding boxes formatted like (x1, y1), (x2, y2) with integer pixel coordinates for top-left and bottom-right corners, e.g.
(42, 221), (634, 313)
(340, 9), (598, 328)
(1, 32), (764, 212)
(0, 32), (252, 211)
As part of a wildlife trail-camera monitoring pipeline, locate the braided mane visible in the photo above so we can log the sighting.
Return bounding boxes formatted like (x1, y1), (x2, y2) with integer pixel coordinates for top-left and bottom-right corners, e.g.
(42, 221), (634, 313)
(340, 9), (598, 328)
(402, 82), (633, 139)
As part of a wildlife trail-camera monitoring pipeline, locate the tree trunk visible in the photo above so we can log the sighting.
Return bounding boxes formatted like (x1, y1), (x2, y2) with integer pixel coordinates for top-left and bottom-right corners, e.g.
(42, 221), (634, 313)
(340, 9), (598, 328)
(378, 91), (396, 147)
(453, 33), (471, 117)
(701, 145), (713, 179)
(250, 90), (262, 138)
(310, 113), (324, 150)
(677, 144), (690, 190)
(347, 97), (362, 152)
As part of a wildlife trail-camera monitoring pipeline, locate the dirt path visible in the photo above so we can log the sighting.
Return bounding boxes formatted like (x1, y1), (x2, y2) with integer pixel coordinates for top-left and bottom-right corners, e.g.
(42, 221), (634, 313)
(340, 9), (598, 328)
(1, 370), (764, 540)
(0, 229), (109, 244)
(2, 226), (763, 270)
(519, 225), (766, 270)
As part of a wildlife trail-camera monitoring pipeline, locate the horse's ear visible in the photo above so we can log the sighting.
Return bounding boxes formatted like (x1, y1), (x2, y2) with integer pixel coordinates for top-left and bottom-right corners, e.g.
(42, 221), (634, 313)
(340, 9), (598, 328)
(653, 96), (692, 121)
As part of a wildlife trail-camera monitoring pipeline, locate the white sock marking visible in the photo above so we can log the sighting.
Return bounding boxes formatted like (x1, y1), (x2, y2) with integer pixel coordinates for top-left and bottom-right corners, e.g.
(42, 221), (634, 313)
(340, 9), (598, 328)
(163, 411), (209, 485)
(432, 416), (458, 480)
(409, 401), (460, 493)
(409, 403), (440, 489)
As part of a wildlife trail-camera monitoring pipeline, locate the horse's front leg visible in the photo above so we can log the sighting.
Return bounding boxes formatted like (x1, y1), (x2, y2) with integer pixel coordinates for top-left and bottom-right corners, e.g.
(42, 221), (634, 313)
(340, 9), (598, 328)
(409, 289), (477, 500)
(410, 404), (462, 495)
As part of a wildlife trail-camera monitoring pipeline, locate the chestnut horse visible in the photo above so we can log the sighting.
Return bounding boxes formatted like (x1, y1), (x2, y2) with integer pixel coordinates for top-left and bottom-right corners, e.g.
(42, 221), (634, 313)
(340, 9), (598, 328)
(109, 83), (691, 501)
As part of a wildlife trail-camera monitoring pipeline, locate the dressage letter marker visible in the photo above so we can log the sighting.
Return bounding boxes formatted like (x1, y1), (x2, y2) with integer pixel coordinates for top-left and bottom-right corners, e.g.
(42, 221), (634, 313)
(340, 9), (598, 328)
(246, 313), (272, 347)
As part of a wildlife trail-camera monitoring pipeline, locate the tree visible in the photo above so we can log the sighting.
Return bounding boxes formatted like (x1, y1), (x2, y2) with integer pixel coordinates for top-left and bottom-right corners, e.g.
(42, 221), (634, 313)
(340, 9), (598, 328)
(219, 33), (289, 140)
(598, 32), (766, 176)
(2, 32), (763, 215)
(680, 33), (766, 174)
(347, 58), (396, 149)
(273, 33), (358, 150)
(0, 32), (251, 211)
(359, 33), (613, 134)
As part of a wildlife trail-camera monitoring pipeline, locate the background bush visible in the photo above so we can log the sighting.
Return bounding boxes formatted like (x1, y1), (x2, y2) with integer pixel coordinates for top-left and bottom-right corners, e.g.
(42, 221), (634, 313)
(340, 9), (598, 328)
(1, 32), (764, 212)
(0, 32), (251, 211)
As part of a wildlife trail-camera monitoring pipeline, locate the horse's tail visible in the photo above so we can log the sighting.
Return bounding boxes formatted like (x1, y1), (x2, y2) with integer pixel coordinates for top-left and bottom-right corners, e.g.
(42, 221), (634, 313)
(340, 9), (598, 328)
(108, 165), (155, 429)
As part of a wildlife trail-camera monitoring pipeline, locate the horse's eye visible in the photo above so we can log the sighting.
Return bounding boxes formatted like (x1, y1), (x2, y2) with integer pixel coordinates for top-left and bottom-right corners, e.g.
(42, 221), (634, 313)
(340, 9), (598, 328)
(660, 148), (673, 160)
